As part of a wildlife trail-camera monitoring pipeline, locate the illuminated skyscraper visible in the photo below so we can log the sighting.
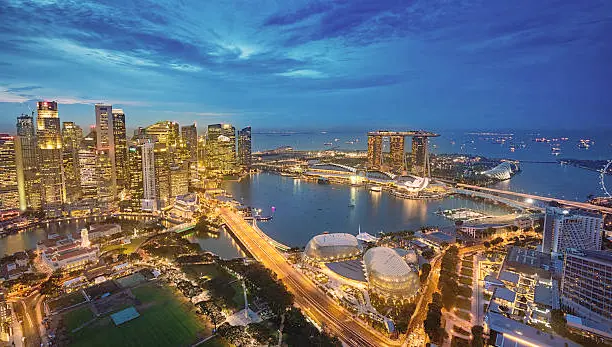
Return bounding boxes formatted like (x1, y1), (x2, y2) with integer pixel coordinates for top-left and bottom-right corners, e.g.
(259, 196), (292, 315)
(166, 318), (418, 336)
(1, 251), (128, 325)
(411, 136), (429, 177)
(15, 114), (41, 210)
(112, 109), (128, 189)
(180, 124), (198, 161)
(238, 126), (252, 170)
(141, 142), (156, 211)
(36, 101), (64, 216)
(367, 135), (383, 169)
(145, 121), (180, 151)
(205, 123), (236, 175)
(95, 104), (116, 204)
(62, 122), (83, 203)
(128, 144), (144, 210)
(389, 135), (406, 172)
(153, 143), (170, 208)
(169, 163), (189, 198)
(79, 129), (98, 202)
(0, 134), (20, 211)
(542, 205), (603, 254)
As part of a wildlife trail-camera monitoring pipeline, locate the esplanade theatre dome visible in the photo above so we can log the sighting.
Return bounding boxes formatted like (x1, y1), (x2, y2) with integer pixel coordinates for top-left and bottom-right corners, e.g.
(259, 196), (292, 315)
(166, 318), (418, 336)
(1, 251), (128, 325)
(304, 233), (361, 262)
(363, 247), (420, 298)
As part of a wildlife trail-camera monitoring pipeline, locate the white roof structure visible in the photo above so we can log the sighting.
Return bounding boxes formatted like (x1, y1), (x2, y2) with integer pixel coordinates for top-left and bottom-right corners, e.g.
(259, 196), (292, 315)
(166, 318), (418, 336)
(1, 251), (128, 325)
(482, 162), (517, 180)
(356, 225), (379, 243)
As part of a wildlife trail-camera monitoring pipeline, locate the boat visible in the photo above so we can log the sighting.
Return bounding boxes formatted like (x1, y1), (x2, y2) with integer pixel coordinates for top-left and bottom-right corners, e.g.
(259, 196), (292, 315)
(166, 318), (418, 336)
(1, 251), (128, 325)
(348, 204), (355, 208)
(578, 139), (592, 149)
(323, 142), (332, 146)
(370, 186), (382, 192)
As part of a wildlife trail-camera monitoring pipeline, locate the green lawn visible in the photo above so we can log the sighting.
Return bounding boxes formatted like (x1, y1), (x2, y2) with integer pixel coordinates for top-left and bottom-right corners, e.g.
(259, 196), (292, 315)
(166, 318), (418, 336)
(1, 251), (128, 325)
(101, 237), (147, 254)
(459, 276), (472, 286)
(230, 281), (247, 308)
(200, 336), (233, 347)
(69, 284), (210, 347)
(48, 291), (87, 312)
(64, 306), (94, 331)
(181, 264), (221, 281)
(460, 268), (473, 277)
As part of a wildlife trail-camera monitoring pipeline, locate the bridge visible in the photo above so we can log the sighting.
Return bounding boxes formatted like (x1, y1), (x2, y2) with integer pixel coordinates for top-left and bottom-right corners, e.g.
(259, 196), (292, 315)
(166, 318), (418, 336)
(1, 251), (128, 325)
(219, 207), (399, 347)
(249, 219), (291, 251)
(456, 183), (612, 214)
(453, 188), (542, 211)
(168, 221), (196, 233)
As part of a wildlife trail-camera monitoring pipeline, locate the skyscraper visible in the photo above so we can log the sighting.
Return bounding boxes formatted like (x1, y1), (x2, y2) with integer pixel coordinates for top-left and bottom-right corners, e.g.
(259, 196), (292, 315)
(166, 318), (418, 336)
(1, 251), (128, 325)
(542, 205), (603, 254)
(205, 124), (236, 175)
(411, 136), (429, 177)
(95, 104), (116, 203)
(141, 142), (156, 211)
(15, 114), (41, 211)
(62, 122), (83, 203)
(238, 126), (252, 170)
(79, 129), (98, 202)
(181, 123), (198, 161)
(128, 144), (144, 210)
(0, 134), (20, 211)
(145, 121), (180, 151)
(112, 109), (128, 190)
(169, 163), (189, 198)
(36, 101), (64, 216)
(561, 249), (612, 323)
(153, 143), (170, 208)
(367, 135), (383, 169)
(389, 135), (405, 172)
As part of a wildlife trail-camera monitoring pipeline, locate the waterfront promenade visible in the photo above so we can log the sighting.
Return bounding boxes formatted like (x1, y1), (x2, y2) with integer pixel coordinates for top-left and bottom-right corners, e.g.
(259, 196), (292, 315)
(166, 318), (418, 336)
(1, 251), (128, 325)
(219, 207), (399, 347)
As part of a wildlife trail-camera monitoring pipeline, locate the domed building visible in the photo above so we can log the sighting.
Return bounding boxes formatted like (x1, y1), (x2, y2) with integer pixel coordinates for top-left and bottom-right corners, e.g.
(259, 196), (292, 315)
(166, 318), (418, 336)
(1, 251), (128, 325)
(304, 233), (361, 262)
(364, 247), (420, 299)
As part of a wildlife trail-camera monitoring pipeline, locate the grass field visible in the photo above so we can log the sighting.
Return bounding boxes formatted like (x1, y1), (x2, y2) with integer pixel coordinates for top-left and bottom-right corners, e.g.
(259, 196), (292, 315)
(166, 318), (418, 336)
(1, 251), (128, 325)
(101, 237), (147, 254)
(48, 291), (87, 312)
(69, 283), (210, 347)
(64, 306), (94, 331)
(200, 336), (233, 347)
(116, 273), (146, 288)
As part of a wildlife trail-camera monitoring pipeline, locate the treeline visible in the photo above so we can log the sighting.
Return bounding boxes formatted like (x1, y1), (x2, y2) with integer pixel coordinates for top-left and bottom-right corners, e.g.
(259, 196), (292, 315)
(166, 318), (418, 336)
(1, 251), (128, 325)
(438, 245), (460, 309)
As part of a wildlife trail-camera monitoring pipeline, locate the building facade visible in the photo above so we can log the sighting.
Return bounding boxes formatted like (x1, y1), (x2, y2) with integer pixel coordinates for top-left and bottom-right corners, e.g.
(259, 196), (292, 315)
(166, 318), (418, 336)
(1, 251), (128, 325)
(128, 144), (144, 210)
(0, 135), (20, 211)
(180, 123), (198, 161)
(367, 135), (383, 169)
(238, 126), (252, 169)
(561, 249), (612, 324)
(205, 124), (236, 175)
(95, 104), (116, 204)
(79, 129), (98, 202)
(542, 205), (603, 254)
(112, 109), (128, 190)
(15, 114), (41, 211)
(141, 142), (156, 211)
(36, 101), (64, 216)
(62, 122), (83, 203)
(411, 136), (428, 177)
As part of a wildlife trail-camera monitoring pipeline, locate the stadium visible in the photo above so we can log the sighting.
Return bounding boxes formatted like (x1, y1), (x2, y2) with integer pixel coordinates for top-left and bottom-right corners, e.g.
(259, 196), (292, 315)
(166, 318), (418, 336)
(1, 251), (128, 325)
(363, 247), (420, 299)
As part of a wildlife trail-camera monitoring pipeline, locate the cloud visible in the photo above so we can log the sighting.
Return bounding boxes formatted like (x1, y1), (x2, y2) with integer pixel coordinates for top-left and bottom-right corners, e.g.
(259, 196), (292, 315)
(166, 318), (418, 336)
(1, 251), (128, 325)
(277, 69), (326, 78)
(0, 89), (30, 103)
(170, 63), (203, 73)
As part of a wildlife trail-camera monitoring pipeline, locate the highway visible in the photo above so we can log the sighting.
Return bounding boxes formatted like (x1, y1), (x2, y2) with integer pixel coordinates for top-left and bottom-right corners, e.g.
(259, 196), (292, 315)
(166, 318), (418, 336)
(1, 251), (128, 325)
(219, 207), (399, 347)
(456, 183), (612, 214)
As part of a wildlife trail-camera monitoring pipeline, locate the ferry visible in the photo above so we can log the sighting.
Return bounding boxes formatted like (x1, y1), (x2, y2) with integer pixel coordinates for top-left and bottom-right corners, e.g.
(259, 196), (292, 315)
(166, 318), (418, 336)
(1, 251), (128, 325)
(578, 139), (592, 149)
(370, 186), (382, 192)
(323, 142), (332, 146)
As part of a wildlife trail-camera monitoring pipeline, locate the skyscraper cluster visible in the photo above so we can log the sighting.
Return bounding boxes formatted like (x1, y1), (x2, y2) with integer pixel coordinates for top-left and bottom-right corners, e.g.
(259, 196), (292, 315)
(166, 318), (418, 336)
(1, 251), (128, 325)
(0, 101), (256, 217)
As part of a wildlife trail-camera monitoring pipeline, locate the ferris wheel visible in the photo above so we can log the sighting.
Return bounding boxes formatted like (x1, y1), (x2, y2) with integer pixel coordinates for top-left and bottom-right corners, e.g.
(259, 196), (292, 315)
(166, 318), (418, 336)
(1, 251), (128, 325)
(600, 160), (612, 198)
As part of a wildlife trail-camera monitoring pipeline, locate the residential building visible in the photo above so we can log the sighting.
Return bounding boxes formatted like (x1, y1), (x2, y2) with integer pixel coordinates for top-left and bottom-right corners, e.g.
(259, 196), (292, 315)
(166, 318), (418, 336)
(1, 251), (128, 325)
(15, 113), (41, 210)
(561, 249), (612, 324)
(0, 134), (20, 211)
(237, 126), (252, 169)
(542, 205), (603, 254)
(36, 101), (64, 216)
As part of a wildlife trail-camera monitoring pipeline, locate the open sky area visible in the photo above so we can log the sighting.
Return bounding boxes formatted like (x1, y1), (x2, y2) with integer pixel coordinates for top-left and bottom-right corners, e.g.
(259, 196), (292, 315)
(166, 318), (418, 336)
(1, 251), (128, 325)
(0, 0), (611, 132)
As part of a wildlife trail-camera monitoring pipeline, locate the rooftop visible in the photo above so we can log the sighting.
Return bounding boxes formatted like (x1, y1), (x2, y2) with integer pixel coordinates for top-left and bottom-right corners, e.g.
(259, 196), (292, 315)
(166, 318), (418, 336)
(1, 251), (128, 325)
(498, 271), (520, 285)
(533, 284), (553, 308)
(493, 287), (516, 303)
(310, 233), (359, 247)
(367, 130), (439, 137)
(488, 312), (580, 347)
(565, 248), (612, 264)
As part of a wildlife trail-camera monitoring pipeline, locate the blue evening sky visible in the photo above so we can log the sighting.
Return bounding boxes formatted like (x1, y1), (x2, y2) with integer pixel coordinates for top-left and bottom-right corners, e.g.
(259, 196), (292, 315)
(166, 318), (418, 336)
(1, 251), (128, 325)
(0, 0), (611, 132)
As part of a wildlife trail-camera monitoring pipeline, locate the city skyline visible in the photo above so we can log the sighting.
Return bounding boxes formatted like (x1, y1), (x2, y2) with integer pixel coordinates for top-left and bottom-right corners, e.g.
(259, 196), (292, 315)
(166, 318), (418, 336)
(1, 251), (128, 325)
(1, 1), (612, 131)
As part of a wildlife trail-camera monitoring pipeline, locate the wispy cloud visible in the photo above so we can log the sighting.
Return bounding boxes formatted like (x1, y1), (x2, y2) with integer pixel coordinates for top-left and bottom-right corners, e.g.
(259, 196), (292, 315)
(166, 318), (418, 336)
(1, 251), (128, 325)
(277, 69), (326, 78)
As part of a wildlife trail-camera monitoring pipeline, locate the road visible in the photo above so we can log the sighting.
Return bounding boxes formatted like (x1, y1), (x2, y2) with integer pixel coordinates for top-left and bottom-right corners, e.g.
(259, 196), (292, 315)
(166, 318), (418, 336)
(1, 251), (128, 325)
(219, 207), (399, 347)
(405, 255), (441, 347)
(456, 183), (612, 214)
(11, 291), (46, 347)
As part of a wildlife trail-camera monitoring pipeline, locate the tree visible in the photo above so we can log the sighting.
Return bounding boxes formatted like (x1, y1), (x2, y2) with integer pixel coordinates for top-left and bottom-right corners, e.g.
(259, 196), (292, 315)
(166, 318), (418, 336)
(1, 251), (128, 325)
(483, 241), (490, 249)
(550, 309), (567, 336)
(424, 293), (447, 345)
(422, 247), (435, 259)
(471, 325), (484, 347)
(420, 263), (432, 283)
(40, 270), (63, 296)
(247, 322), (273, 345)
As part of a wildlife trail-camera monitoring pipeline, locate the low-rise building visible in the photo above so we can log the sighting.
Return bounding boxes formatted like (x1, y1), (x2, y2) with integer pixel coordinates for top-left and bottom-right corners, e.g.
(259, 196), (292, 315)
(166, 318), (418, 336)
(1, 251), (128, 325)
(88, 223), (122, 240)
(41, 241), (99, 270)
(485, 312), (580, 347)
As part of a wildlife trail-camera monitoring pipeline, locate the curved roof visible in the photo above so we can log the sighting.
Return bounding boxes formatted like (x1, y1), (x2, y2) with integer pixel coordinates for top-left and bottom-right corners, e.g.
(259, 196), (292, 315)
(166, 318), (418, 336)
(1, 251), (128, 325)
(482, 162), (517, 180)
(310, 163), (357, 173)
(364, 247), (420, 297)
(304, 233), (361, 261)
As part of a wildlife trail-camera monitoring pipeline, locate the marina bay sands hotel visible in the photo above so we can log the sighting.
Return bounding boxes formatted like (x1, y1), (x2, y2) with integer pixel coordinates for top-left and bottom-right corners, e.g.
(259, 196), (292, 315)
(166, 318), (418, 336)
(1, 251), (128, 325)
(367, 130), (439, 177)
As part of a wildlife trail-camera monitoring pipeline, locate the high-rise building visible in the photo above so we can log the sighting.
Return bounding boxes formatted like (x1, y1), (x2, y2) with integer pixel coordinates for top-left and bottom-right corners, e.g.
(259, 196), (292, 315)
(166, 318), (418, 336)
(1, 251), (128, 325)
(15, 114), (41, 211)
(561, 249), (612, 323)
(0, 134), (20, 211)
(112, 109), (128, 190)
(411, 136), (429, 177)
(237, 126), (252, 170)
(389, 135), (405, 172)
(141, 142), (156, 211)
(153, 143), (170, 208)
(542, 205), (603, 254)
(95, 104), (116, 203)
(62, 122), (83, 203)
(205, 124), (236, 175)
(36, 101), (64, 215)
(79, 129), (98, 202)
(367, 135), (383, 169)
(128, 144), (144, 210)
(145, 121), (180, 150)
(169, 163), (189, 198)
(181, 124), (198, 161)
